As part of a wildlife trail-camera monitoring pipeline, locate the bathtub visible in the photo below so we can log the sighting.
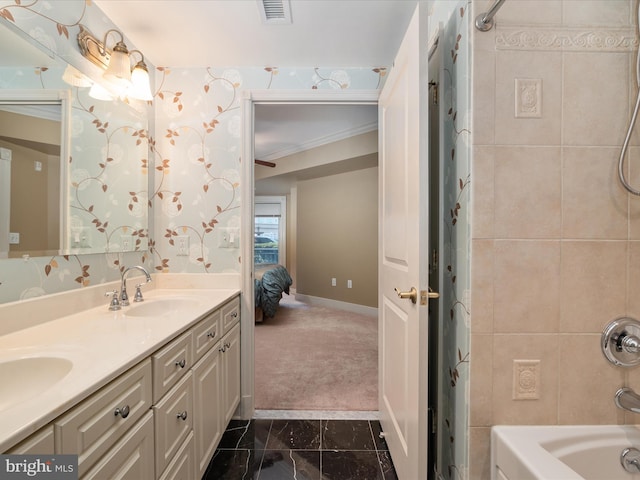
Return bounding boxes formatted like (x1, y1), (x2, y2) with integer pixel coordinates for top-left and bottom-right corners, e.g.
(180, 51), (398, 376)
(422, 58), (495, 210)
(492, 425), (640, 480)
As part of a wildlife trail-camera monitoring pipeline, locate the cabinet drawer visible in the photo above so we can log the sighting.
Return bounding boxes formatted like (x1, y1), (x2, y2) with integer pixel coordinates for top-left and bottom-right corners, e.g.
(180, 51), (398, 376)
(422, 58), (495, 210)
(221, 297), (240, 336)
(154, 371), (193, 477)
(81, 411), (154, 480)
(152, 331), (192, 402)
(158, 431), (195, 480)
(192, 309), (221, 363)
(55, 359), (152, 477)
(8, 425), (54, 454)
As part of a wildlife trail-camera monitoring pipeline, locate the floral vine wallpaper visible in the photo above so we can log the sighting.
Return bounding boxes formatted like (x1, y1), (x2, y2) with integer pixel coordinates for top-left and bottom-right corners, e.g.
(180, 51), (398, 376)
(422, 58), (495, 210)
(430, 1), (472, 479)
(149, 65), (385, 275)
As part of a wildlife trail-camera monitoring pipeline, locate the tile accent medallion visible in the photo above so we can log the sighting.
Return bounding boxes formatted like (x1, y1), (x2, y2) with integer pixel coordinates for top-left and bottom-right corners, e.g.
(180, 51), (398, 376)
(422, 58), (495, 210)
(515, 78), (542, 118)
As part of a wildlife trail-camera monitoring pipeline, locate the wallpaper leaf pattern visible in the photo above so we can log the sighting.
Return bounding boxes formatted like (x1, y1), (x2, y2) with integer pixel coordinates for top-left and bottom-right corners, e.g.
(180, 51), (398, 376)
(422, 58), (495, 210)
(433, 1), (471, 479)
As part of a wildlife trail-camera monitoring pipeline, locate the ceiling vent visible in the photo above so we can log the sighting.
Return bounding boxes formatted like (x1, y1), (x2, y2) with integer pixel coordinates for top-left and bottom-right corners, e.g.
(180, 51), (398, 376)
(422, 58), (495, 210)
(258, 0), (292, 24)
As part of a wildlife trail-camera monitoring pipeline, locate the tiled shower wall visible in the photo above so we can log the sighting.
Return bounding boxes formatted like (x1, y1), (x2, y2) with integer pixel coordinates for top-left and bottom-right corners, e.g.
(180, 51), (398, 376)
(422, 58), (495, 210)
(470, 0), (640, 478)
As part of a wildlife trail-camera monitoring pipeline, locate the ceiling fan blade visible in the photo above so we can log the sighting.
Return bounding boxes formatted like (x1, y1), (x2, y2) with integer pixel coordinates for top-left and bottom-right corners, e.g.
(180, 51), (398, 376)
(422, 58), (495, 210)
(255, 159), (276, 167)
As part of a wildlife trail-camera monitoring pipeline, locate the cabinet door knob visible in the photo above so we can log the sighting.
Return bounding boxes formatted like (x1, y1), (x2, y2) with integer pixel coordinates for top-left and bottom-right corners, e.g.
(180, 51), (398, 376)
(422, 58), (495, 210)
(175, 359), (186, 368)
(176, 411), (188, 421)
(114, 405), (130, 418)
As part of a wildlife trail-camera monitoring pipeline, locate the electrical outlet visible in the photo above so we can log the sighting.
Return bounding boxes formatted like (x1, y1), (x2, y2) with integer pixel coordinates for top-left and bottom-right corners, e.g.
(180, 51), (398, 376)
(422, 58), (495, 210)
(331, 277), (336, 287)
(176, 235), (189, 256)
(347, 279), (353, 289)
(8, 232), (19, 245)
(121, 235), (133, 251)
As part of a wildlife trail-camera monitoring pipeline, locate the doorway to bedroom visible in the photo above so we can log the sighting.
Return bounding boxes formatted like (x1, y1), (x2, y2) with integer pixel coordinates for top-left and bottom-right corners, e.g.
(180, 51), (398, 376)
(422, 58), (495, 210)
(251, 102), (379, 415)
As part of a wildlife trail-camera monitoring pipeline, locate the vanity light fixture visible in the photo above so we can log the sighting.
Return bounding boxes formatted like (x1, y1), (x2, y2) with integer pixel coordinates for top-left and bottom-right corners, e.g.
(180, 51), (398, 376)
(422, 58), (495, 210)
(128, 50), (154, 101)
(77, 25), (152, 102)
(62, 64), (92, 88)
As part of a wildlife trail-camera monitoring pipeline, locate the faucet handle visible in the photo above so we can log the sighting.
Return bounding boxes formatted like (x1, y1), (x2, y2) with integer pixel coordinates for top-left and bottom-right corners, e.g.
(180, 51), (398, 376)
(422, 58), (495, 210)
(105, 290), (121, 311)
(133, 283), (146, 303)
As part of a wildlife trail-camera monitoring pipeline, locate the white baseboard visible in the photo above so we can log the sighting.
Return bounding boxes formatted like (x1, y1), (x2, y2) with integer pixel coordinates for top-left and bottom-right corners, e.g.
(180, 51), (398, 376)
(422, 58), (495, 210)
(293, 293), (378, 318)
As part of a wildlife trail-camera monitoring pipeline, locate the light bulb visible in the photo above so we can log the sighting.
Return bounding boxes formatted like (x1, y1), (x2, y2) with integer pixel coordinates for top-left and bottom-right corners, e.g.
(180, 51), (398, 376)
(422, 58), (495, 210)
(130, 62), (153, 101)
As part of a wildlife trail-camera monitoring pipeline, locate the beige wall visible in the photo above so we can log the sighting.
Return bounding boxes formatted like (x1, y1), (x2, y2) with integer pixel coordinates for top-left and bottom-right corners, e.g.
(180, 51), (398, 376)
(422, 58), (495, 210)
(470, 0), (639, 478)
(0, 109), (61, 256)
(296, 165), (378, 307)
(0, 139), (59, 256)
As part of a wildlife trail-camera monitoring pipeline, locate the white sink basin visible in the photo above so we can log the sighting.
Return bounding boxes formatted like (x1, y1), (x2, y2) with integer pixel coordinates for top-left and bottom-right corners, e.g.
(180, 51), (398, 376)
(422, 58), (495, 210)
(124, 297), (202, 317)
(0, 357), (73, 411)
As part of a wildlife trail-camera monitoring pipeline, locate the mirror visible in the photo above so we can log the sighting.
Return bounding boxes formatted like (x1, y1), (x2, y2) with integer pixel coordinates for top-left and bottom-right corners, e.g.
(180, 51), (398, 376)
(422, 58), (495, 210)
(0, 22), (149, 257)
(0, 91), (67, 258)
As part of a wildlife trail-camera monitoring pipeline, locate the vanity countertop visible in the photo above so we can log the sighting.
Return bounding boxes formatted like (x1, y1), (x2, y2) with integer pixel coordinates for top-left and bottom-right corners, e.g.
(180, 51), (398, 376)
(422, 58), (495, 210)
(0, 286), (240, 452)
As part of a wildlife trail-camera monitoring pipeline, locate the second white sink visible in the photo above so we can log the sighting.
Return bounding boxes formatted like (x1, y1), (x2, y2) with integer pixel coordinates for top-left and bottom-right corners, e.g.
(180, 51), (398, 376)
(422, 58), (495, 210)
(124, 297), (203, 317)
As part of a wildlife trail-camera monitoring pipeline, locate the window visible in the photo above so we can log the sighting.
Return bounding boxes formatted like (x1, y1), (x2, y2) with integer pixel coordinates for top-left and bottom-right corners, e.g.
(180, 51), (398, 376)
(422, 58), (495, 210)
(254, 196), (286, 265)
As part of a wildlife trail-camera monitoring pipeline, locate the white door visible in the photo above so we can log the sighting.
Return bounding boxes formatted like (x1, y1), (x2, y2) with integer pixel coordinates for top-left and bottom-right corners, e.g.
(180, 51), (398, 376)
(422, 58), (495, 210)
(378, 5), (430, 479)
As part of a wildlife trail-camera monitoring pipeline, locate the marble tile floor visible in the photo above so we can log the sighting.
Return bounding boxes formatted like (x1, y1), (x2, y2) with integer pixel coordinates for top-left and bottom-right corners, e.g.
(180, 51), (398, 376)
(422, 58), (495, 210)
(202, 418), (399, 480)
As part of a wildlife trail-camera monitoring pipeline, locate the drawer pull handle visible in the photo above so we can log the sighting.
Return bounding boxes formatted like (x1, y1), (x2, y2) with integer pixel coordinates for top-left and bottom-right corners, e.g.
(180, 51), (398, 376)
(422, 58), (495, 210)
(231, 312), (238, 318)
(176, 411), (188, 421)
(207, 332), (216, 339)
(175, 359), (186, 368)
(225, 342), (231, 349)
(114, 405), (130, 418)
(219, 345), (226, 353)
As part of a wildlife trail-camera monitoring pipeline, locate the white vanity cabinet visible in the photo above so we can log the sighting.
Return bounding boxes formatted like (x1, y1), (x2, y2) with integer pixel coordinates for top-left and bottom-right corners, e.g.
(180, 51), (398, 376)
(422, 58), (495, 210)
(8, 425), (54, 454)
(81, 411), (155, 480)
(54, 359), (153, 477)
(1, 292), (241, 480)
(153, 371), (194, 476)
(193, 339), (223, 478)
(220, 322), (241, 426)
(193, 296), (240, 479)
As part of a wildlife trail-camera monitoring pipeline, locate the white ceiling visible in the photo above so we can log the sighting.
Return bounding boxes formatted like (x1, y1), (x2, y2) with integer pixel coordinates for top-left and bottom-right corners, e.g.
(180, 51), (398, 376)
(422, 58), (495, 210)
(93, 0), (418, 67)
(254, 103), (378, 160)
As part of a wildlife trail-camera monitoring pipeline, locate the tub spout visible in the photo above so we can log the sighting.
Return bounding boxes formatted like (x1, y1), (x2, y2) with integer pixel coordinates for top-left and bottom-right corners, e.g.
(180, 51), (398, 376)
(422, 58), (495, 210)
(615, 387), (640, 413)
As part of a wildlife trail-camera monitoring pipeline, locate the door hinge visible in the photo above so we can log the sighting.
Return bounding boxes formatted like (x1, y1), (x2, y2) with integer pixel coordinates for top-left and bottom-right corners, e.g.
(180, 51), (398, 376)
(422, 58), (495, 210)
(428, 81), (439, 105)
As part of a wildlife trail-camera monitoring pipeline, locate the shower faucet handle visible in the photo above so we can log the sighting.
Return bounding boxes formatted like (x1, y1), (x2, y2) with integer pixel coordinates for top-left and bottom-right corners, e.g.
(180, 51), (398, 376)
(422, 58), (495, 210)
(602, 317), (640, 367)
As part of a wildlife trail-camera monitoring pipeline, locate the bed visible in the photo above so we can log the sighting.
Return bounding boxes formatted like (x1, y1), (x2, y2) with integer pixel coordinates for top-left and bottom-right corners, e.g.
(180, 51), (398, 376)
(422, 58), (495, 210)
(254, 264), (293, 322)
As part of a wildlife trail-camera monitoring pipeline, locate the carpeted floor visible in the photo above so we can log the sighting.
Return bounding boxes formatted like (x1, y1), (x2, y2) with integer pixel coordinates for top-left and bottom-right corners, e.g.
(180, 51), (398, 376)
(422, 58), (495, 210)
(254, 295), (378, 411)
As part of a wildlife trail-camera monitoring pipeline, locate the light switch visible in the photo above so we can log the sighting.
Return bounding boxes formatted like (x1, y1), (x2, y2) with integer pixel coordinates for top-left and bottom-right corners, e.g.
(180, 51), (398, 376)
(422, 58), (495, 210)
(176, 235), (189, 256)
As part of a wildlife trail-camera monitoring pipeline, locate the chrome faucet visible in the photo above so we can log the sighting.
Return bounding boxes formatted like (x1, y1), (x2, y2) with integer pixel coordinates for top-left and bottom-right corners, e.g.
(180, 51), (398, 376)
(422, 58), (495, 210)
(615, 387), (640, 414)
(120, 266), (152, 306)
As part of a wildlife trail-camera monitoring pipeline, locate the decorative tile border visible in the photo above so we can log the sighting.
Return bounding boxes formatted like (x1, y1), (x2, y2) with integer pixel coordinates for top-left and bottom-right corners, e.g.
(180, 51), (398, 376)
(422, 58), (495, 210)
(496, 26), (637, 52)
